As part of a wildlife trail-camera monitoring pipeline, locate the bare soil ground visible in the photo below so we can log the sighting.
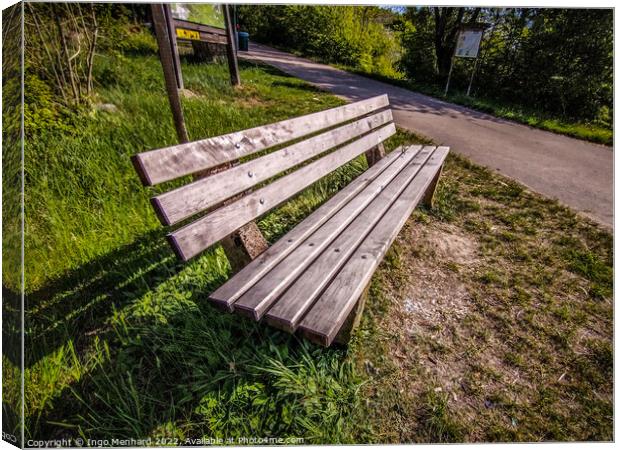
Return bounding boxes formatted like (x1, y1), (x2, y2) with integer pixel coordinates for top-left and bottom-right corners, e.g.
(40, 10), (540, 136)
(351, 152), (612, 443)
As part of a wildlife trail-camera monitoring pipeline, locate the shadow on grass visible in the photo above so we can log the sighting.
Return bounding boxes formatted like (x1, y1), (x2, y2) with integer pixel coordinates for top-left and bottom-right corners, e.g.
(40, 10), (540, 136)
(31, 289), (355, 443)
(22, 228), (357, 443)
(19, 230), (186, 369)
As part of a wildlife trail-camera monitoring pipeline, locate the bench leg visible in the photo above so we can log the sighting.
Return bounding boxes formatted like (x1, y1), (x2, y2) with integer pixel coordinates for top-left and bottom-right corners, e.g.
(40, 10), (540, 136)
(365, 142), (385, 167)
(333, 285), (370, 345)
(422, 163), (444, 209)
(220, 223), (269, 273)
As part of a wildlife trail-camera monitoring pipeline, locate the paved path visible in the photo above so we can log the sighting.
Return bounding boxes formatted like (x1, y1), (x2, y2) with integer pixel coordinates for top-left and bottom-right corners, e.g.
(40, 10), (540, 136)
(241, 43), (613, 228)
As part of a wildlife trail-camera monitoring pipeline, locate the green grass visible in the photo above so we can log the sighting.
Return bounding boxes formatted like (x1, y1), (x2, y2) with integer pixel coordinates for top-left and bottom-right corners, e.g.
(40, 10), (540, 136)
(340, 69), (613, 146)
(4, 43), (612, 445)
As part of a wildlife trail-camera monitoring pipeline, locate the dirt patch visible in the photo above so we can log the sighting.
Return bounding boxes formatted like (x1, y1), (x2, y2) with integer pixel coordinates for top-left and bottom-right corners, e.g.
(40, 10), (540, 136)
(179, 88), (199, 98)
(374, 224), (482, 401)
(401, 269), (471, 330)
(396, 224), (478, 329)
(367, 220), (549, 440)
(410, 223), (479, 265)
(357, 153), (612, 442)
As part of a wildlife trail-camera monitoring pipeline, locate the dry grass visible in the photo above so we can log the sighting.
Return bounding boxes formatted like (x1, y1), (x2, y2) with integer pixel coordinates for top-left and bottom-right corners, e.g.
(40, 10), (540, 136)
(351, 151), (613, 442)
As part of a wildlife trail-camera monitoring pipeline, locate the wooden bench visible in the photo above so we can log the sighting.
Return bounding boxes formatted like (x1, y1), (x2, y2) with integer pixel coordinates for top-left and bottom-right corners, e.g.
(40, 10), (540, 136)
(132, 95), (449, 346)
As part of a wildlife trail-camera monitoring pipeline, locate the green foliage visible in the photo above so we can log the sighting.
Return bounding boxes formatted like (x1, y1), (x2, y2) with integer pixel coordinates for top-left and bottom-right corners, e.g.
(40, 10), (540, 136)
(418, 390), (465, 442)
(395, 13), (437, 82)
(399, 7), (613, 123)
(23, 73), (73, 136)
(116, 26), (158, 55)
(239, 5), (402, 78)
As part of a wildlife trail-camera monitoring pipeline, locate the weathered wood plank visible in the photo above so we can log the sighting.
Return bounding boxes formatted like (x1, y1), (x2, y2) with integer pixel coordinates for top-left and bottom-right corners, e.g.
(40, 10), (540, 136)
(298, 147), (450, 347)
(264, 146), (436, 331)
(195, 32), (228, 45)
(132, 95), (389, 186)
(209, 146), (408, 311)
(168, 123), (397, 261)
(232, 145), (425, 320)
(152, 110), (393, 225)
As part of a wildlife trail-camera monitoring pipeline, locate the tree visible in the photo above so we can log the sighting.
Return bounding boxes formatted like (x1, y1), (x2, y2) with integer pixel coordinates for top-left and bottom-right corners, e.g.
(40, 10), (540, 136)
(400, 7), (612, 121)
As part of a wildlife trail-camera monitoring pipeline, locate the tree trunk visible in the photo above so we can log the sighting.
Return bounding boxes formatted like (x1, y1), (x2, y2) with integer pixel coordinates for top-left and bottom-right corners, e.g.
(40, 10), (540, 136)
(433, 7), (480, 79)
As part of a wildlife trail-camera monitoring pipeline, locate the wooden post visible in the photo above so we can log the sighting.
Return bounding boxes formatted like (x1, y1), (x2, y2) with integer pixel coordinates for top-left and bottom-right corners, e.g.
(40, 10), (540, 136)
(223, 4), (241, 86)
(151, 4), (265, 271)
(365, 142), (385, 167)
(163, 4), (184, 90)
(151, 4), (189, 143)
(422, 163), (444, 208)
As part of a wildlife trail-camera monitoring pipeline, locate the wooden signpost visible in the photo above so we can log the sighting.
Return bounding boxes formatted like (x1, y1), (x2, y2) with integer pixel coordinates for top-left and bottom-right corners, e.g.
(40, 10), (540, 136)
(149, 3), (262, 270)
(150, 3), (243, 141)
(223, 4), (241, 86)
(163, 4), (183, 90)
(153, 4), (240, 91)
(150, 3), (188, 143)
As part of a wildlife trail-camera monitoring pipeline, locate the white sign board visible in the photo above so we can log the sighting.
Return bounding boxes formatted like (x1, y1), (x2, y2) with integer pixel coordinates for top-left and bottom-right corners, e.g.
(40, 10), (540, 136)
(455, 30), (483, 58)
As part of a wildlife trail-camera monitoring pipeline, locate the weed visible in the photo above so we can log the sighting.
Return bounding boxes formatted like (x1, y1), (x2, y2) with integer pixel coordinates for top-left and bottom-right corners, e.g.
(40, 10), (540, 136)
(417, 390), (465, 443)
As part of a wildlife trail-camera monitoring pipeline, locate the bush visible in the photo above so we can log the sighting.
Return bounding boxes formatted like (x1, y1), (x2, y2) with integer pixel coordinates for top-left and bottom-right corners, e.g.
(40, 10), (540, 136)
(239, 5), (402, 78)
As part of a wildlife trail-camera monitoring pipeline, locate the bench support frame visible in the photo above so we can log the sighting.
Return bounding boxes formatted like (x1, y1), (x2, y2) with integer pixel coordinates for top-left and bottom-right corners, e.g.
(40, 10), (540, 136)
(365, 142), (386, 167)
(221, 223), (269, 272)
(333, 285), (370, 345)
(422, 163), (444, 208)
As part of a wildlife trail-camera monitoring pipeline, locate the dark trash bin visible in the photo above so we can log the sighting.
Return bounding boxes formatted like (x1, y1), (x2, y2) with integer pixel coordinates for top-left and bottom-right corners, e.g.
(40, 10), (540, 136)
(238, 32), (249, 51)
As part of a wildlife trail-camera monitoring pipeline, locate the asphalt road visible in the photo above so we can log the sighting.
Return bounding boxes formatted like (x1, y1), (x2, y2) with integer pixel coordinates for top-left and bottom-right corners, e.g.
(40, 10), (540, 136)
(241, 43), (613, 228)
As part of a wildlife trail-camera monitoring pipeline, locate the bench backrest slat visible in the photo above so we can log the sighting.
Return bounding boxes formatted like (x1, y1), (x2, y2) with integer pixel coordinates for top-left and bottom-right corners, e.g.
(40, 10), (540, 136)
(132, 94), (389, 186)
(168, 122), (397, 260)
(152, 109), (393, 226)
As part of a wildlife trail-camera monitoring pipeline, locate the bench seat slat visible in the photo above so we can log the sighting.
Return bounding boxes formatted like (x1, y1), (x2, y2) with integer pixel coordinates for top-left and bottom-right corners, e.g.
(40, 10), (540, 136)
(232, 145), (424, 320)
(152, 110), (393, 225)
(132, 94), (389, 186)
(209, 146), (408, 311)
(298, 147), (450, 346)
(168, 123), (397, 261)
(263, 146), (436, 331)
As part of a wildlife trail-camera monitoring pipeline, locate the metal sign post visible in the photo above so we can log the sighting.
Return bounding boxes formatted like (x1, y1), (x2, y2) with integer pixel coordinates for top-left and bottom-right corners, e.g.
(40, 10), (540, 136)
(466, 57), (480, 96)
(444, 55), (455, 97)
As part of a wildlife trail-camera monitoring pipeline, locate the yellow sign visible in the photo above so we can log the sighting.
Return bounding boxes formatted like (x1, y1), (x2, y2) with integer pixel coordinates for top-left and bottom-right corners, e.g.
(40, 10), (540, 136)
(176, 28), (200, 41)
